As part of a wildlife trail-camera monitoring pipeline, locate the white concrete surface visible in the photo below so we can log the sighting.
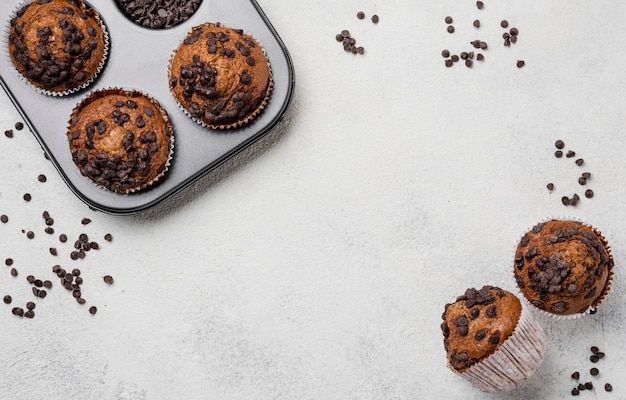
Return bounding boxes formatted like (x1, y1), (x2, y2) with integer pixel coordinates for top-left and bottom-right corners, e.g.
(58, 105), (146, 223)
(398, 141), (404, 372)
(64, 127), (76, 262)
(1, 1), (625, 399)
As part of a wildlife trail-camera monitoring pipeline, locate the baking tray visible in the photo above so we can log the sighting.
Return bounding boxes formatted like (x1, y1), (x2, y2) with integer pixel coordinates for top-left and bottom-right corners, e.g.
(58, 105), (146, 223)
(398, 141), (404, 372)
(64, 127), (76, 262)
(0, 0), (295, 215)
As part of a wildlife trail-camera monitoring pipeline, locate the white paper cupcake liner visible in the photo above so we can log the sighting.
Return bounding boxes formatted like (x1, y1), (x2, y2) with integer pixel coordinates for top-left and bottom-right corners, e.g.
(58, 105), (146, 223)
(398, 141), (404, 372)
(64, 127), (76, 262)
(458, 301), (547, 393)
(167, 21), (273, 130)
(512, 216), (614, 320)
(5, 0), (110, 97)
(67, 87), (175, 194)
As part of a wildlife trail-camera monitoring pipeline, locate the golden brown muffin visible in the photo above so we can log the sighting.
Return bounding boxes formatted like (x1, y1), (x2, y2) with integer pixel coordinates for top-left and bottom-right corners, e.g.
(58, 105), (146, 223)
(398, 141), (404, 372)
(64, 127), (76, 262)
(513, 220), (613, 316)
(8, 0), (108, 94)
(168, 22), (272, 129)
(67, 88), (174, 193)
(441, 286), (522, 372)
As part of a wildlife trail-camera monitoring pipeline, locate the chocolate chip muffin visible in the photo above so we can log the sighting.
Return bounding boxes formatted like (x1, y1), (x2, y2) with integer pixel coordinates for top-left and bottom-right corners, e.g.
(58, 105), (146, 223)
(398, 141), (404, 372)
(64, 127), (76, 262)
(8, 0), (108, 95)
(441, 286), (546, 393)
(513, 220), (613, 317)
(168, 22), (272, 129)
(67, 88), (174, 193)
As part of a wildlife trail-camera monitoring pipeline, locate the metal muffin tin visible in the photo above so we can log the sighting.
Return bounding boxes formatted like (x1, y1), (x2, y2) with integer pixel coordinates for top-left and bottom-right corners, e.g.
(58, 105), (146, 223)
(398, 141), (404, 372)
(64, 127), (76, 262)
(0, 0), (295, 214)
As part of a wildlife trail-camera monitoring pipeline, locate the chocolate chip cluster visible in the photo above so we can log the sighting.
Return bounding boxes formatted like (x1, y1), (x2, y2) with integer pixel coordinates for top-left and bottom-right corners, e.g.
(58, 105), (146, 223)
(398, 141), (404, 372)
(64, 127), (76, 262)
(115, 0), (202, 29)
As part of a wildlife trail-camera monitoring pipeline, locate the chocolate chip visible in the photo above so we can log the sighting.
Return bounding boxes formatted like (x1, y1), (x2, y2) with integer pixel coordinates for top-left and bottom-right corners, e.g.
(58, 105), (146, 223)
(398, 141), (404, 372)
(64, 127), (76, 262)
(555, 140), (565, 149)
(566, 150), (576, 158)
(442, 49), (450, 58)
(547, 183), (554, 190)
(590, 355), (599, 363)
(516, 60), (525, 68)
(500, 20), (509, 28)
(571, 388), (579, 396)
(357, 11), (365, 19)
(104, 233), (113, 242)
(445, 16), (453, 24)
(605, 383), (612, 392)
(23, 193), (32, 201)
(474, 329), (486, 341)
(571, 371), (580, 380)
(89, 306), (97, 315)
(0, 215), (7, 223)
(12, 307), (24, 317)
(81, 218), (91, 225)
(486, 305), (497, 318)
(555, 150), (563, 158)
(585, 382), (593, 390)
(473, 20), (480, 28)
(590, 367), (599, 376)
(447, 26), (454, 33)
(476, 1), (484, 9)
(15, 122), (24, 131)
(5, 129), (14, 138)
(489, 334), (500, 344)
(371, 15), (379, 24)
(103, 275), (114, 284)
(578, 177), (587, 185)
(585, 189), (594, 198)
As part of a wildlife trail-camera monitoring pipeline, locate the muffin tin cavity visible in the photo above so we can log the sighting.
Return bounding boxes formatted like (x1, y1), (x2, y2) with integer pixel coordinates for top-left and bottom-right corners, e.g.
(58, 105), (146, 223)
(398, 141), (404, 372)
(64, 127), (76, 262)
(114, 0), (203, 29)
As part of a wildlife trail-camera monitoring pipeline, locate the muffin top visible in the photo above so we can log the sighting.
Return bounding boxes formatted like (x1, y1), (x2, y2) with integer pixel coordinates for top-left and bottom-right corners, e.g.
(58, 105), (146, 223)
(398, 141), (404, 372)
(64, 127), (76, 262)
(8, 0), (107, 94)
(67, 88), (173, 193)
(513, 220), (613, 315)
(441, 286), (522, 372)
(169, 22), (272, 129)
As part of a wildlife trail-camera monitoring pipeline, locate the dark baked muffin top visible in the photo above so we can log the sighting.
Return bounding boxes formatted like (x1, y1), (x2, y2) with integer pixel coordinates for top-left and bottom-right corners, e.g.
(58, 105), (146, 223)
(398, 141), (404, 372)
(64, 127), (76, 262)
(67, 88), (173, 193)
(8, 0), (107, 94)
(513, 220), (613, 316)
(441, 286), (521, 372)
(169, 22), (272, 129)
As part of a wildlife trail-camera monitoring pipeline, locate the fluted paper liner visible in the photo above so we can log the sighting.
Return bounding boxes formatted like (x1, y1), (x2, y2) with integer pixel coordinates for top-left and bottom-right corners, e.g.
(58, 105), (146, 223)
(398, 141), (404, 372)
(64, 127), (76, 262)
(512, 217), (614, 320)
(67, 87), (175, 194)
(167, 22), (273, 130)
(5, 0), (110, 97)
(454, 302), (547, 393)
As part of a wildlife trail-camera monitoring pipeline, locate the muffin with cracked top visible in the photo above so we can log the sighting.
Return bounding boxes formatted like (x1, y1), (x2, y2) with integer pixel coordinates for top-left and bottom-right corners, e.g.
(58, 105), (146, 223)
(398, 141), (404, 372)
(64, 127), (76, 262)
(7, 0), (108, 95)
(513, 219), (613, 318)
(168, 22), (272, 129)
(67, 88), (174, 193)
(441, 285), (546, 393)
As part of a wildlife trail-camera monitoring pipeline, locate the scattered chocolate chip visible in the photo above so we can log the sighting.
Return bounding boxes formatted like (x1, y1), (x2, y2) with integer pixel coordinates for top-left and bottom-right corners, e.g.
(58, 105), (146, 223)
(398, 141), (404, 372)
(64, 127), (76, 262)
(357, 11), (365, 19)
(590, 355), (599, 363)
(585, 382), (593, 390)
(15, 122), (24, 131)
(4, 129), (13, 138)
(5, 258), (13, 266)
(445, 16), (453, 24)
(3, 295), (12, 304)
(555, 140), (565, 149)
(605, 383), (612, 392)
(500, 20), (509, 28)
(371, 15), (379, 24)
(575, 158), (584, 166)
(590, 367), (599, 376)
(103, 275), (114, 284)
(26, 231), (34, 239)
(104, 233), (113, 242)
(37, 174), (47, 182)
(23, 193), (32, 202)
(447, 25), (455, 33)
(571, 371), (580, 380)
(12, 307), (24, 317)
(571, 388), (579, 396)
(24, 310), (34, 318)
(473, 20), (480, 28)
(0, 215), (7, 223)
(10, 268), (18, 277)
(555, 150), (563, 158)
(566, 150), (576, 158)
(578, 177), (587, 185)
(516, 60), (525, 68)
(59, 234), (68, 243)
(561, 196), (570, 205)
(547, 183), (554, 190)
(81, 218), (91, 225)
(476, 1), (484, 9)
(442, 49), (450, 58)
(89, 306), (97, 315)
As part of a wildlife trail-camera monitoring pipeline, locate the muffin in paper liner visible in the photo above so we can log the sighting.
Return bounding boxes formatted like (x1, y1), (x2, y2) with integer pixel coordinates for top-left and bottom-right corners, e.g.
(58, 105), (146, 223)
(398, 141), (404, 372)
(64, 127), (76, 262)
(512, 218), (614, 320)
(167, 21), (273, 130)
(6, 0), (110, 97)
(441, 286), (546, 393)
(66, 88), (174, 194)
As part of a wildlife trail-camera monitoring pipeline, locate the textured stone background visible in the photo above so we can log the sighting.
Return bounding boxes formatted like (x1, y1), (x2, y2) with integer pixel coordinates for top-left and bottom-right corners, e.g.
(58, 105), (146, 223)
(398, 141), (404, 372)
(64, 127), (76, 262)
(1, 0), (625, 399)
